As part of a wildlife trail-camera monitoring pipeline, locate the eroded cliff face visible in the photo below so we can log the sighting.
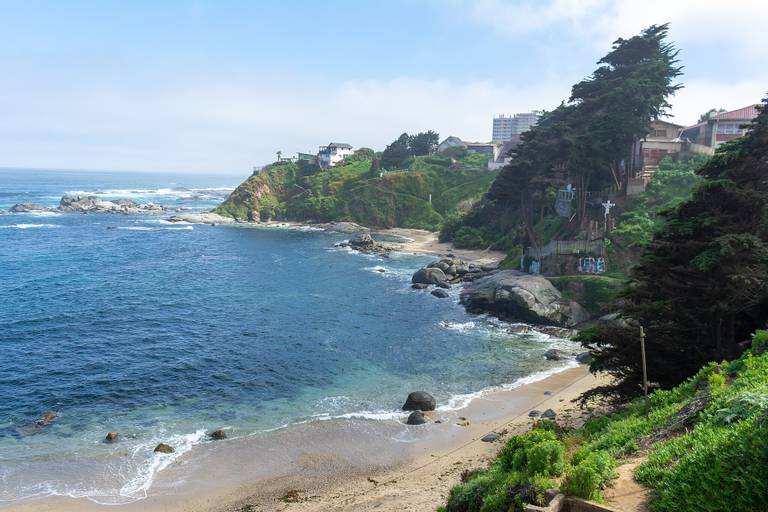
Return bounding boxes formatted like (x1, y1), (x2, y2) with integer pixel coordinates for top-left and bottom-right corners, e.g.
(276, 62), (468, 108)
(214, 168), (286, 221)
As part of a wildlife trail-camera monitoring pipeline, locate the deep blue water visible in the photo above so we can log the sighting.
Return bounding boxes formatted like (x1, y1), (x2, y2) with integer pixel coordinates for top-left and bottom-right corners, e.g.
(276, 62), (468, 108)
(0, 168), (575, 504)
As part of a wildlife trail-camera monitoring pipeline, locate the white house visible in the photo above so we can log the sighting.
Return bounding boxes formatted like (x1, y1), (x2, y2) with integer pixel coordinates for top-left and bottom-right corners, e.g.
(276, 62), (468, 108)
(318, 142), (354, 168)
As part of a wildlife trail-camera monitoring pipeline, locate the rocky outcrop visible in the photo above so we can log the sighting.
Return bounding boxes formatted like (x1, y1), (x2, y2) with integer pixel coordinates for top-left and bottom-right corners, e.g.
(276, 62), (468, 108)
(105, 432), (119, 443)
(544, 349), (568, 361)
(166, 213), (236, 225)
(335, 234), (393, 255)
(431, 289), (449, 298)
(459, 270), (587, 327)
(412, 267), (448, 285)
(319, 222), (370, 234)
(58, 195), (176, 215)
(10, 203), (49, 213)
(402, 391), (436, 411)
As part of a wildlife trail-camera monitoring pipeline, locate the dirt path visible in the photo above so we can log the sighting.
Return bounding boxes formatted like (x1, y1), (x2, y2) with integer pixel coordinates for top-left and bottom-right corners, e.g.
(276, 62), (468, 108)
(604, 457), (650, 512)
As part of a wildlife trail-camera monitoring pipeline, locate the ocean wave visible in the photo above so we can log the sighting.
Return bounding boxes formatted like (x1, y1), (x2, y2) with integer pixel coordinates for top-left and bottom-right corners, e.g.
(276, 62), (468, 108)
(19, 211), (61, 217)
(117, 226), (194, 231)
(0, 223), (61, 229)
(63, 187), (233, 202)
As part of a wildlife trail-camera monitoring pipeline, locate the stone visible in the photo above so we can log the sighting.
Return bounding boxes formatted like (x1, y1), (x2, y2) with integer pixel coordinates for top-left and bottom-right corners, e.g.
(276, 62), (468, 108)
(406, 411), (427, 425)
(10, 203), (47, 213)
(543, 391), (553, 396)
(435, 282), (452, 289)
(166, 213), (236, 225)
(154, 443), (175, 454)
(459, 270), (587, 327)
(209, 429), (227, 440)
(576, 352), (594, 364)
(528, 410), (541, 417)
(541, 409), (557, 419)
(402, 391), (436, 411)
(431, 289), (449, 298)
(37, 411), (58, 426)
(411, 283), (429, 290)
(411, 267), (448, 285)
(105, 432), (119, 443)
(481, 432), (500, 442)
(544, 349), (568, 361)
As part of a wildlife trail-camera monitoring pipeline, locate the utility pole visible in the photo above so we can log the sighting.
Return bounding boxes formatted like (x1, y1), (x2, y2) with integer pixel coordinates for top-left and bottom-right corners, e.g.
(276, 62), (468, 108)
(640, 325), (648, 396)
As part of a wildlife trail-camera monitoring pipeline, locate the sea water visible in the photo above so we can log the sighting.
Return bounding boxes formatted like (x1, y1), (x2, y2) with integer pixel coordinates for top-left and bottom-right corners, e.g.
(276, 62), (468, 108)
(0, 168), (577, 505)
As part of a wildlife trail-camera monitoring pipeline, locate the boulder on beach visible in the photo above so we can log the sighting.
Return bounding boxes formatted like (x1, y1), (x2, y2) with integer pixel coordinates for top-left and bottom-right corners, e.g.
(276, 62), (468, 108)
(411, 283), (429, 290)
(541, 409), (557, 419)
(431, 289), (449, 298)
(528, 410), (541, 418)
(459, 270), (586, 327)
(209, 429), (227, 440)
(105, 432), (119, 443)
(481, 432), (501, 442)
(544, 349), (568, 361)
(154, 443), (175, 454)
(402, 391), (436, 411)
(576, 352), (594, 364)
(406, 411), (427, 425)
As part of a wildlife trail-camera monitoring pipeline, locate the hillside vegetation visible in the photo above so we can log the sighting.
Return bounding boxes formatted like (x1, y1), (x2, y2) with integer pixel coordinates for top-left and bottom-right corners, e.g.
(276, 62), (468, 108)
(440, 332), (768, 512)
(214, 151), (497, 230)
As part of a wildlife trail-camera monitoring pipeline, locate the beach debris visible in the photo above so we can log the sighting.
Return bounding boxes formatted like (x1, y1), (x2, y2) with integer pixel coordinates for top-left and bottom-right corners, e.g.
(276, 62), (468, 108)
(154, 443), (175, 454)
(412, 283), (429, 290)
(105, 432), (119, 443)
(481, 432), (501, 442)
(456, 416), (471, 427)
(406, 411), (427, 425)
(544, 349), (568, 361)
(431, 289), (449, 298)
(402, 391), (436, 411)
(542, 408), (557, 419)
(528, 410), (542, 418)
(209, 429), (227, 440)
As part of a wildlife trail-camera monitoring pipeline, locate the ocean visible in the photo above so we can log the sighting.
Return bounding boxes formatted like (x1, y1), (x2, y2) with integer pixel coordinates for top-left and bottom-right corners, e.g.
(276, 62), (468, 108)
(0, 168), (577, 505)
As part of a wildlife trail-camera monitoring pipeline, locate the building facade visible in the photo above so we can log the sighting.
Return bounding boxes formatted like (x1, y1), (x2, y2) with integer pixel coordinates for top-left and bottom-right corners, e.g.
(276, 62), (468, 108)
(492, 112), (541, 142)
(317, 143), (354, 168)
(680, 104), (759, 148)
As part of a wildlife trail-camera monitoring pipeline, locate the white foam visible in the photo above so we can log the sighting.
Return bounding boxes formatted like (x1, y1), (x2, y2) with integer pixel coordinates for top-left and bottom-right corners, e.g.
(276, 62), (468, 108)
(0, 223), (60, 229)
(21, 211), (61, 217)
(117, 226), (193, 231)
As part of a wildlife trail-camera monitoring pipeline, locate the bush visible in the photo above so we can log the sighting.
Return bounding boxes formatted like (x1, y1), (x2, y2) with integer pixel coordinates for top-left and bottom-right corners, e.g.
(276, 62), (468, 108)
(526, 440), (566, 476)
(561, 451), (616, 501)
(752, 329), (768, 355)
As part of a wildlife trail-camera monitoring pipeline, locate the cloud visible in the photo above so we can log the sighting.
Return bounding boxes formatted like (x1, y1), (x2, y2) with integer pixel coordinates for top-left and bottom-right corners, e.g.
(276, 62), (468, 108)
(463, 0), (768, 56)
(0, 77), (570, 174)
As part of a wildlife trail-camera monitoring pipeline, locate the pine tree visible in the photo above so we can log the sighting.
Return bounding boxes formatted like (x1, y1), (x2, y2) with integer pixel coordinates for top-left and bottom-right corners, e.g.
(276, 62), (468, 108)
(582, 97), (768, 399)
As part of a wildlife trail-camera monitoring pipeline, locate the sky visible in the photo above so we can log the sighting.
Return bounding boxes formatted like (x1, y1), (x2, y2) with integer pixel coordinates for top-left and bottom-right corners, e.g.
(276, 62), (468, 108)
(1, 0), (766, 174)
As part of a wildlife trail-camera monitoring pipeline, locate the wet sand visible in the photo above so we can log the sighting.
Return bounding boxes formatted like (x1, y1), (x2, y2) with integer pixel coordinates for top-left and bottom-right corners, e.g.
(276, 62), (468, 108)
(3, 366), (607, 512)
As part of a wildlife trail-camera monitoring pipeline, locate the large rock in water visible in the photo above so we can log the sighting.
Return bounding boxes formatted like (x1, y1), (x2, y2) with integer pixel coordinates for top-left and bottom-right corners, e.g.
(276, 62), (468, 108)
(460, 270), (586, 327)
(402, 391), (436, 411)
(411, 267), (448, 285)
(406, 411), (427, 425)
(10, 203), (48, 213)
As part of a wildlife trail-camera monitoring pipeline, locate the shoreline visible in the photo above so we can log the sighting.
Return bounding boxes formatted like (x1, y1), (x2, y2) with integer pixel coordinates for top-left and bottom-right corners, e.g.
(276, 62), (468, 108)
(1, 215), (594, 512)
(2, 366), (604, 512)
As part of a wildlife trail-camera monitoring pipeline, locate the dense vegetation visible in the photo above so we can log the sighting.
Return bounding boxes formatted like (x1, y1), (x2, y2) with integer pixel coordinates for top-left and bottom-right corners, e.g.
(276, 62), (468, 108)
(443, 24), (682, 252)
(582, 98), (768, 399)
(440, 333), (768, 512)
(214, 149), (496, 230)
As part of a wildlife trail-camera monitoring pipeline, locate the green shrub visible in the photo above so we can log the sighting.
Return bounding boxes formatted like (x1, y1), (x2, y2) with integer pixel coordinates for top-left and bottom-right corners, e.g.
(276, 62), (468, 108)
(526, 440), (565, 476)
(752, 329), (768, 355)
(561, 451), (616, 501)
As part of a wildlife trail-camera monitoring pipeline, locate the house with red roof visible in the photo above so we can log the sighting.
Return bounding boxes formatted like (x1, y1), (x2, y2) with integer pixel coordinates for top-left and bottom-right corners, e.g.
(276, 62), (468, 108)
(680, 104), (760, 148)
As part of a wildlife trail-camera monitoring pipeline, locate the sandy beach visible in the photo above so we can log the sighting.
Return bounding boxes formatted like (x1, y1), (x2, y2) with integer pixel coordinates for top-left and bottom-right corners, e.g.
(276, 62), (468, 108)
(2, 366), (607, 512)
(379, 227), (506, 265)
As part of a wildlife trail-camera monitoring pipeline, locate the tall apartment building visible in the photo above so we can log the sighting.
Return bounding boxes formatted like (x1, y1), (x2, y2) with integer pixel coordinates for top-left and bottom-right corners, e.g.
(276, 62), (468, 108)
(492, 112), (541, 142)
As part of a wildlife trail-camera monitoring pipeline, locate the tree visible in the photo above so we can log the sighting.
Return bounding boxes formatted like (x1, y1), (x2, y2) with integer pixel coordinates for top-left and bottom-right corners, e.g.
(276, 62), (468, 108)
(367, 156), (381, 178)
(381, 133), (412, 170)
(460, 24), (682, 250)
(581, 97), (768, 400)
(409, 130), (440, 156)
(698, 108), (727, 123)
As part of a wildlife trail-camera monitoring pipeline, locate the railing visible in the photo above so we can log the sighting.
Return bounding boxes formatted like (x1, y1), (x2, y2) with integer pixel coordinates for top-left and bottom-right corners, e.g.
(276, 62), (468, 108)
(525, 239), (606, 259)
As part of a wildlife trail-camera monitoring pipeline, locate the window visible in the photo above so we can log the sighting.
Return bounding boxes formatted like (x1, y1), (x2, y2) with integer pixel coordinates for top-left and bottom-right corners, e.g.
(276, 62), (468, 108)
(717, 122), (742, 135)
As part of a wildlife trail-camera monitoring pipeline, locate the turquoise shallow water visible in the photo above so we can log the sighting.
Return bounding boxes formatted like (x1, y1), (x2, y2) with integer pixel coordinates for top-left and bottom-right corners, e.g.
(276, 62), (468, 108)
(0, 168), (577, 504)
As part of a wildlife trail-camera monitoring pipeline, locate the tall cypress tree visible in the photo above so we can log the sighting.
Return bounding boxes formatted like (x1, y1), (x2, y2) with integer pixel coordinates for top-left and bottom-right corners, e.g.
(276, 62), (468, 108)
(582, 98), (768, 399)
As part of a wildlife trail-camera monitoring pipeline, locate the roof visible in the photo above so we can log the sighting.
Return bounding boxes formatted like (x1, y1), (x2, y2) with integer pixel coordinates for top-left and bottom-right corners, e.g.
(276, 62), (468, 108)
(327, 142), (353, 149)
(714, 104), (760, 121)
(652, 119), (684, 129)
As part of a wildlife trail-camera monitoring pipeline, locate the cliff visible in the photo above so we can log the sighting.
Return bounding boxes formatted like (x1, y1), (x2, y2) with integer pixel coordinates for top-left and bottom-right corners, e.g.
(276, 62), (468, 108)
(213, 153), (497, 230)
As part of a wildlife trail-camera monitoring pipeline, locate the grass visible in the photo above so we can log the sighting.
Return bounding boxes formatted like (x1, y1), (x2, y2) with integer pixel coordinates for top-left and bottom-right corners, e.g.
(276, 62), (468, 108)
(439, 332), (768, 512)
